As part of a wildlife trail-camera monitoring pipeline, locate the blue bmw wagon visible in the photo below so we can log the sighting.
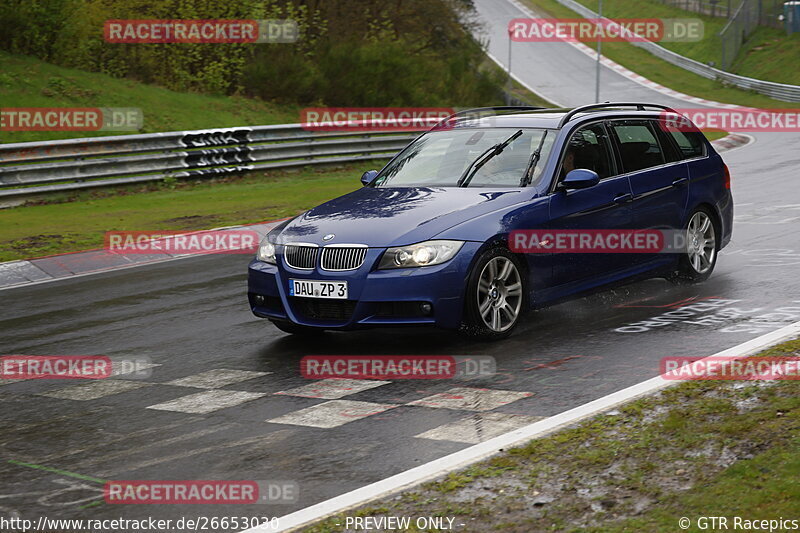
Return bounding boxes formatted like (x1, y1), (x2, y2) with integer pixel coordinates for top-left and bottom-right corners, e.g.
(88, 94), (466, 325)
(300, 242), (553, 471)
(248, 103), (733, 340)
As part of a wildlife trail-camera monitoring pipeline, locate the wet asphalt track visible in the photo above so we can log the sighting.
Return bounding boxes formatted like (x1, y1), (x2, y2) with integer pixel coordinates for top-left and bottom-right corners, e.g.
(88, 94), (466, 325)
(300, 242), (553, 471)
(2, 0), (800, 527)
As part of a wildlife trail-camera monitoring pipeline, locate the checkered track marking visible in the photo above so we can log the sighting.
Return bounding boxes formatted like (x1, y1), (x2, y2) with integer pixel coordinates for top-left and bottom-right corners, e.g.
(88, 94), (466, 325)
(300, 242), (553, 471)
(407, 387), (534, 411)
(414, 412), (545, 444)
(266, 400), (399, 428)
(166, 369), (271, 389)
(146, 390), (267, 414)
(275, 378), (391, 399)
(23, 367), (537, 427)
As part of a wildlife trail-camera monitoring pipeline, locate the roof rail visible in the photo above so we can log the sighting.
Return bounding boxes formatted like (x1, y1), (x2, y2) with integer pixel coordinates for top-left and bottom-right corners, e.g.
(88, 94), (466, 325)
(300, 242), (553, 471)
(432, 106), (548, 130)
(557, 102), (677, 128)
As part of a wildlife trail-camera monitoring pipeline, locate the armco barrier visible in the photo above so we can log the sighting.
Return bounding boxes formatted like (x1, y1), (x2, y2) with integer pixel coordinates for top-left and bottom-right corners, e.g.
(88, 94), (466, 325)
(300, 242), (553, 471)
(550, 0), (800, 102)
(0, 124), (423, 207)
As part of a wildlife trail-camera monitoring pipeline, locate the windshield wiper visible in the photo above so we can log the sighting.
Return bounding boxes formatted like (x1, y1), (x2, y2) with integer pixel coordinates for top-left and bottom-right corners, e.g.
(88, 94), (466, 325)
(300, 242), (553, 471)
(457, 129), (523, 188)
(520, 130), (548, 187)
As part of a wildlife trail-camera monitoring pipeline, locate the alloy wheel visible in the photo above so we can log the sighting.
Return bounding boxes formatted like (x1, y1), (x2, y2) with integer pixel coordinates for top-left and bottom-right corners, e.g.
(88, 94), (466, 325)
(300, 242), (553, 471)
(686, 211), (716, 274)
(476, 256), (523, 332)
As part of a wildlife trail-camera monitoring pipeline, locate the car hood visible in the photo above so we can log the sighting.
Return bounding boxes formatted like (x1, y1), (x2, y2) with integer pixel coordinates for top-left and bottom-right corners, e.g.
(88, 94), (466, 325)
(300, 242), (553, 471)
(276, 186), (534, 247)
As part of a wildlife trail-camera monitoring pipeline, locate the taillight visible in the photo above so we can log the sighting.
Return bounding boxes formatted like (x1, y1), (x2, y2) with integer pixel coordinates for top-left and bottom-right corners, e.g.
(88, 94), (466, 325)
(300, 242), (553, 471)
(723, 164), (731, 189)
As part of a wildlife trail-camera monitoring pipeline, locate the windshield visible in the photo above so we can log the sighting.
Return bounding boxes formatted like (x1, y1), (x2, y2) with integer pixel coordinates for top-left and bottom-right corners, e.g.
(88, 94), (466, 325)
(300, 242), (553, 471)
(374, 128), (555, 188)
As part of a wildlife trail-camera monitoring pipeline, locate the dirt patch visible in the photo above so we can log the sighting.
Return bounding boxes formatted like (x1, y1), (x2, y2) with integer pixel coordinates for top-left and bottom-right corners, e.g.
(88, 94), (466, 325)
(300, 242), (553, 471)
(159, 214), (222, 229)
(3, 234), (66, 253)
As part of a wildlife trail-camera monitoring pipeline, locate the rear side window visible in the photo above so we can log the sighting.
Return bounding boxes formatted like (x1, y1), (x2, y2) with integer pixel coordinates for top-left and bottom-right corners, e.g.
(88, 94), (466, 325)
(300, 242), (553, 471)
(668, 129), (706, 159)
(609, 120), (665, 173)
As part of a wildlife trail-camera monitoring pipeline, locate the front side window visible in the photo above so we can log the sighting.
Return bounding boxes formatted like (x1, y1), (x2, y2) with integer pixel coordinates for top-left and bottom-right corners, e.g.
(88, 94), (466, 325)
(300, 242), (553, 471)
(373, 128), (554, 188)
(609, 120), (666, 173)
(558, 122), (614, 181)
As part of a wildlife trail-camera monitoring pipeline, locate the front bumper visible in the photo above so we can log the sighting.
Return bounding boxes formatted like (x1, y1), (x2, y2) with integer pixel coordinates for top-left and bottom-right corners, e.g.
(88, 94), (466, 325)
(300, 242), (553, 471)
(247, 242), (482, 330)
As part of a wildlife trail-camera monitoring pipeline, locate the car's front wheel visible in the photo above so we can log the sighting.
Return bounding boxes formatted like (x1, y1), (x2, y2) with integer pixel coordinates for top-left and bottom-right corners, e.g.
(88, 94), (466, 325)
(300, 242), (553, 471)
(460, 246), (526, 341)
(669, 207), (718, 283)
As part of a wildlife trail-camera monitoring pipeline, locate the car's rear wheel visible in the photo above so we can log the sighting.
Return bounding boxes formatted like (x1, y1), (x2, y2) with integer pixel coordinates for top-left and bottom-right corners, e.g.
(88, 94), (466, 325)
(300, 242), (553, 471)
(669, 207), (718, 283)
(269, 319), (325, 336)
(460, 247), (525, 341)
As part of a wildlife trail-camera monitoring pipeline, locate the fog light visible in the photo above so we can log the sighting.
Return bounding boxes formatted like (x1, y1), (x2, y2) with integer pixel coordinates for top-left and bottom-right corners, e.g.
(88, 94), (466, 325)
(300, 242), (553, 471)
(254, 294), (265, 305)
(419, 302), (432, 316)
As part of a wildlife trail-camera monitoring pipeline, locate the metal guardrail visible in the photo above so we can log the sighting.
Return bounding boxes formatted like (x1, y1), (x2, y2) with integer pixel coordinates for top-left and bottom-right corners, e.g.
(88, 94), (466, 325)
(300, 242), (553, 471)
(553, 0), (800, 102)
(0, 125), (422, 207)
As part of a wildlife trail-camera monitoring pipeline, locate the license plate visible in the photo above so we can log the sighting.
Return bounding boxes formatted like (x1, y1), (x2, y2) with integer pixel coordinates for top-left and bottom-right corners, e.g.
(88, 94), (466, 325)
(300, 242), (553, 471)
(289, 279), (348, 299)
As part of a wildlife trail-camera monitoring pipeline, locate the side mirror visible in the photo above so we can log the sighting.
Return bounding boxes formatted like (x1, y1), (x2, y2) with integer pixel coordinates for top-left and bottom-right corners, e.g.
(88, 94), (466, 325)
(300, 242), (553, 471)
(361, 169), (378, 186)
(561, 169), (600, 190)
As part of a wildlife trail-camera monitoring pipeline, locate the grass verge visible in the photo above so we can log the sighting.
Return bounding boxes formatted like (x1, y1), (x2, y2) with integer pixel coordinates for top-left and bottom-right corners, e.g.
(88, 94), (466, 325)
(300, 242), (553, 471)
(303, 338), (800, 532)
(0, 162), (382, 262)
(480, 57), (555, 108)
(0, 51), (299, 144)
(520, 0), (800, 110)
(732, 27), (800, 86)
(562, 0), (800, 86)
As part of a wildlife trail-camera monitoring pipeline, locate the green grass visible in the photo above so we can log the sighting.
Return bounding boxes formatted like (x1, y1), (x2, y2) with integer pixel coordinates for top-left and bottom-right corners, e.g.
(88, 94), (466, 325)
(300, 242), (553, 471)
(732, 27), (800, 86)
(704, 130), (728, 141)
(560, 0), (800, 86)
(302, 338), (800, 532)
(0, 51), (299, 144)
(0, 48), (556, 147)
(480, 57), (555, 108)
(522, 0), (800, 109)
(0, 162), (378, 261)
(565, 0), (728, 65)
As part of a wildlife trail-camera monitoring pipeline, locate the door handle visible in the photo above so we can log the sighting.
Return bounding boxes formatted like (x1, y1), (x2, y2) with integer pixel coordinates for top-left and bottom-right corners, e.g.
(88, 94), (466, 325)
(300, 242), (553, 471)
(672, 177), (688, 187)
(613, 193), (633, 204)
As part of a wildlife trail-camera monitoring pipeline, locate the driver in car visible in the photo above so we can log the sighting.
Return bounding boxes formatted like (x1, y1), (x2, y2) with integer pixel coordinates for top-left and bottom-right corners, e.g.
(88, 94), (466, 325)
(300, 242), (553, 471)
(560, 137), (585, 180)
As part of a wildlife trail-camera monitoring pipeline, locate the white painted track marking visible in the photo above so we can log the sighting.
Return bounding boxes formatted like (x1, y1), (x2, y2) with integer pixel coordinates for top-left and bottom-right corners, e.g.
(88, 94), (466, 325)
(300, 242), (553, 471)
(415, 412), (546, 444)
(166, 369), (271, 389)
(407, 387), (533, 411)
(266, 400), (399, 429)
(147, 390), (267, 414)
(275, 379), (391, 400)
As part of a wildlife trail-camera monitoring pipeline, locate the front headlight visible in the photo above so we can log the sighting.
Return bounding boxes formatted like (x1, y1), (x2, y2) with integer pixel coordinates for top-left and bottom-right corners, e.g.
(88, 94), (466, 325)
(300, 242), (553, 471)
(378, 240), (464, 269)
(257, 240), (277, 264)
